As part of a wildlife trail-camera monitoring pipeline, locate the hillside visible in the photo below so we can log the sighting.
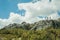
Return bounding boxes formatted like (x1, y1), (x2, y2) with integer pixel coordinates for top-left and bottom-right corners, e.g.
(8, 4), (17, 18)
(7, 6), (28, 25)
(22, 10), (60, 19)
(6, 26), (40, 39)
(0, 18), (60, 40)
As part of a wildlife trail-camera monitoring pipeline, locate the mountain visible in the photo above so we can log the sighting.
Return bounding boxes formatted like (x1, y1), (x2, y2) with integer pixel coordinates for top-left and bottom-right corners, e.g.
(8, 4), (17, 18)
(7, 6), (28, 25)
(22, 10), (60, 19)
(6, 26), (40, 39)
(1, 18), (60, 30)
(2, 22), (31, 30)
(0, 18), (60, 40)
(31, 19), (60, 30)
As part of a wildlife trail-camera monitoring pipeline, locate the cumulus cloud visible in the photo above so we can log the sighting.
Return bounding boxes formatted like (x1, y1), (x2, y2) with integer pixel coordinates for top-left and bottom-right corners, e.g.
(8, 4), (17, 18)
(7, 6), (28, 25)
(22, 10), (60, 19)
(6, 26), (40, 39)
(8, 12), (23, 23)
(0, 12), (40, 29)
(0, 12), (23, 29)
(17, 0), (60, 21)
(18, 0), (58, 17)
(0, 19), (8, 29)
(48, 12), (60, 20)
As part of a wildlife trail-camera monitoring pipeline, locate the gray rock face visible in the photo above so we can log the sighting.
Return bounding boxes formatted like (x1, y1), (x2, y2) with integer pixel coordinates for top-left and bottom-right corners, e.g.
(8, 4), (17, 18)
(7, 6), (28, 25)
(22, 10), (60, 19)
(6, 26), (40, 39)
(2, 18), (60, 30)
(31, 20), (60, 30)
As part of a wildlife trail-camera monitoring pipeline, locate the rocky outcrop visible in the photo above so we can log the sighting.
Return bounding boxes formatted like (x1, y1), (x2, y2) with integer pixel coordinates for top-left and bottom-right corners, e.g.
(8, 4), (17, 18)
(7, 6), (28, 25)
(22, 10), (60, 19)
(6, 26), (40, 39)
(2, 18), (60, 30)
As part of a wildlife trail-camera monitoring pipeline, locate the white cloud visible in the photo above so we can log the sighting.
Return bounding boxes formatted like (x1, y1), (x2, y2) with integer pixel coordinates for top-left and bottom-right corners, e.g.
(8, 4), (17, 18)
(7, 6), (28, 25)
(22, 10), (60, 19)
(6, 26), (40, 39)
(0, 12), (40, 29)
(0, 12), (22, 29)
(18, 0), (60, 18)
(48, 12), (60, 20)
(8, 12), (23, 23)
(17, 0), (60, 20)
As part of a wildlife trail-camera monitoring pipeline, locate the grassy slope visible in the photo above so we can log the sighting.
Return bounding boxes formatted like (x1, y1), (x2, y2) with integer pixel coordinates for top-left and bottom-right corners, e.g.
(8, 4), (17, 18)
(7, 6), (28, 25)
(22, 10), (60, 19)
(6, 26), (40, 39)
(0, 27), (60, 40)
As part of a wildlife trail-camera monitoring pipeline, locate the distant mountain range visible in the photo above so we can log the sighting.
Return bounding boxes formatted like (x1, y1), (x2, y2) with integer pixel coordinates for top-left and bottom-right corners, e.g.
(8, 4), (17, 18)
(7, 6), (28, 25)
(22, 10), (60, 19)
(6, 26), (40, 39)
(1, 18), (60, 30)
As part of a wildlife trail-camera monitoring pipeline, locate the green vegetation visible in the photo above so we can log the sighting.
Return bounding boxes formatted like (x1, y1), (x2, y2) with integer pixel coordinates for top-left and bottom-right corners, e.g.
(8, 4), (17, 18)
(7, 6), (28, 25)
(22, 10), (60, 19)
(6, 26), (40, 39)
(0, 27), (60, 40)
(0, 19), (60, 40)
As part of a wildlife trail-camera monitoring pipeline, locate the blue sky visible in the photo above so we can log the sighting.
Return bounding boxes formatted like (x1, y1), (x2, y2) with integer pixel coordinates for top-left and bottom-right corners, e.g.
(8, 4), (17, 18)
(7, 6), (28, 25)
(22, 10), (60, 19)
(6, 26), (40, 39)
(0, 0), (60, 19)
(0, 0), (32, 18)
(0, 0), (60, 29)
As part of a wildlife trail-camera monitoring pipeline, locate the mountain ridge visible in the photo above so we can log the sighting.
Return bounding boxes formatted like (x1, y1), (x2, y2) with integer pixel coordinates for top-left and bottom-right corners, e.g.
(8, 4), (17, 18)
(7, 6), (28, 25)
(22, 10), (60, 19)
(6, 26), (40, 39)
(2, 18), (60, 30)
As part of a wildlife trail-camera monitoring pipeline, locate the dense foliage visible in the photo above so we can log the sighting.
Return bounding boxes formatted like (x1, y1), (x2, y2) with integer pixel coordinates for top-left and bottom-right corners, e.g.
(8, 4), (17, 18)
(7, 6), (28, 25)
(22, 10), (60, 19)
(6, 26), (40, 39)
(0, 27), (60, 40)
(0, 19), (60, 40)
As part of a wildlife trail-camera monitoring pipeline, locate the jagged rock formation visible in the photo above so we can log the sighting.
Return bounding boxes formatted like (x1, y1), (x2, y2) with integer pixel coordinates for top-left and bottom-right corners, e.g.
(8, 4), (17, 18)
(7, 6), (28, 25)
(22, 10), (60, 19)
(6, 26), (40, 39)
(31, 20), (60, 30)
(2, 18), (60, 30)
(2, 22), (30, 30)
